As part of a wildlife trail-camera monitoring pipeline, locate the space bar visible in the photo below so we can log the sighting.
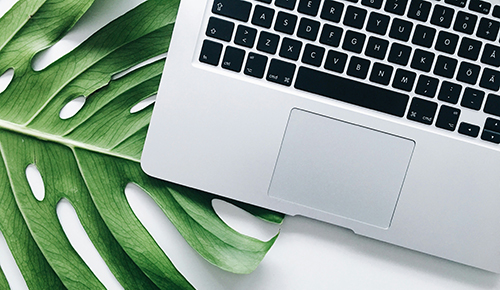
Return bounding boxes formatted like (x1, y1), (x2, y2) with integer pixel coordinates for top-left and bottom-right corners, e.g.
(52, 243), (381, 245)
(294, 67), (409, 117)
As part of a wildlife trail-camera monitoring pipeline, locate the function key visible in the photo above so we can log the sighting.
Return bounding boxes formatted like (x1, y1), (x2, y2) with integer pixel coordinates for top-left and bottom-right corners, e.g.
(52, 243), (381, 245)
(458, 122), (480, 137)
(436, 105), (461, 131)
(212, 0), (252, 22)
(298, 0), (322, 16)
(454, 12), (478, 35)
(384, 0), (408, 15)
(199, 40), (223, 66)
(343, 6), (368, 29)
(206, 17), (234, 42)
(469, 0), (490, 14)
(445, 0), (467, 8)
(362, 0), (383, 9)
(252, 5), (275, 28)
(275, 0), (297, 10)
(321, 1), (345, 23)
(430, 5), (454, 28)
(407, 0), (431, 22)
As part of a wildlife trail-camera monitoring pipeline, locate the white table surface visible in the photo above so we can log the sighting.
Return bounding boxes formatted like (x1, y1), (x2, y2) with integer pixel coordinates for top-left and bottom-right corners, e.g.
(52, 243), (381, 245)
(1, 0), (500, 289)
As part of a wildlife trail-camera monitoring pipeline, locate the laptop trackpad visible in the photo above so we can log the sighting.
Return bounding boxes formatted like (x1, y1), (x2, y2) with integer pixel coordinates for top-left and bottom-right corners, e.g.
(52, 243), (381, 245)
(268, 109), (415, 229)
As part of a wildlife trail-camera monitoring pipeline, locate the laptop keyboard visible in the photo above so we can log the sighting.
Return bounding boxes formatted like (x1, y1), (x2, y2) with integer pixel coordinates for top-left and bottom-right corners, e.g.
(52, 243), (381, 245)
(198, 0), (500, 144)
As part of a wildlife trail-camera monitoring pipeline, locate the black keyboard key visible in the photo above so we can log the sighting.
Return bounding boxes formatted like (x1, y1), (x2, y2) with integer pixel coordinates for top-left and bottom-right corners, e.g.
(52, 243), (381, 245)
(343, 6), (367, 29)
(408, 0), (431, 22)
(222, 46), (245, 72)
(438, 81), (462, 104)
(445, 0), (466, 8)
(411, 49), (435, 72)
(454, 12), (477, 35)
(393, 68), (416, 91)
(320, 24), (343, 47)
(347, 56), (371, 79)
(480, 68), (500, 91)
(388, 43), (412, 66)
(434, 55), (458, 78)
(484, 94), (500, 117)
(412, 25), (436, 48)
(302, 44), (325, 67)
(430, 5), (454, 28)
(458, 37), (482, 60)
(279, 38), (303, 60)
(384, 0), (408, 15)
(436, 105), (461, 131)
(276, 0), (297, 10)
(461, 87), (484, 110)
(321, 0), (344, 23)
(389, 19), (413, 41)
(459, 122), (480, 137)
(206, 17), (234, 42)
(477, 18), (500, 41)
(252, 5), (275, 28)
(267, 59), (296, 86)
(481, 44), (500, 67)
(244, 53), (268, 78)
(435, 31), (459, 54)
(257, 0), (272, 3)
(457, 62), (481, 85)
(407, 97), (438, 125)
(199, 40), (223, 66)
(212, 0), (252, 22)
(481, 130), (500, 143)
(370, 63), (393, 85)
(297, 18), (320, 41)
(366, 12), (390, 35)
(494, 6), (500, 19)
(415, 75), (439, 98)
(342, 30), (366, 53)
(324, 50), (348, 72)
(298, 0), (321, 16)
(257, 31), (280, 54)
(365, 37), (389, 60)
(295, 67), (409, 117)
(362, 0), (383, 9)
(234, 25), (257, 48)
(274, 12), (298, 35)
(485, 117), (500, 132)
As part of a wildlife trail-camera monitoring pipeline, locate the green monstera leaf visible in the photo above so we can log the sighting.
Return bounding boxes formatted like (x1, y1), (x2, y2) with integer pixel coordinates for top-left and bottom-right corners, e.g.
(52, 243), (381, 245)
(0, 0), (284, 289)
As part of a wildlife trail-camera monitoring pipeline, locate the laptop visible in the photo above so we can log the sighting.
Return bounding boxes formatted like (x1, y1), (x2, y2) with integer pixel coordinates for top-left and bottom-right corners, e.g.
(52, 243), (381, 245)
(141, 0), (500, 273)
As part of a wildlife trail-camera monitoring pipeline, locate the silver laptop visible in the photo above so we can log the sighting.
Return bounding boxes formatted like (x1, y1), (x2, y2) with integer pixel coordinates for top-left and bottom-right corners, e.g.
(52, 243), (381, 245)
(141, 0), (500, 272)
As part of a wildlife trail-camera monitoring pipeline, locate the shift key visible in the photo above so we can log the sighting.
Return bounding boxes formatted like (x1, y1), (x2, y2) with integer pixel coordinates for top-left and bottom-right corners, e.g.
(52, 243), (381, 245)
(212, 0), (252, 22)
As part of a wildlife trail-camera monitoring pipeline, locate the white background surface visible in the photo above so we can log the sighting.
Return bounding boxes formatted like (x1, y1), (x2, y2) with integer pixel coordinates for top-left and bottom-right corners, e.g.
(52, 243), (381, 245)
(1, 0), (500, 289)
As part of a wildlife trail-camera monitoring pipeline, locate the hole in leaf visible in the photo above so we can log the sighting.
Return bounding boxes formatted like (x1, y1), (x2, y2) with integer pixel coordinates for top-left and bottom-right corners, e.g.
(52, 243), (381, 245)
(0, 0), (18, 19)
(0, 69), (14, 94)
(130, 95), (156, 114)
(31, 0), (147, 71)
(25, 164), (45, 202)
(112, 53), (167, 80)
(60, 96), (86, 120)
(212, 199), (280, 241)
(57, 199), (123, 290)
(0, 230), (28, 289)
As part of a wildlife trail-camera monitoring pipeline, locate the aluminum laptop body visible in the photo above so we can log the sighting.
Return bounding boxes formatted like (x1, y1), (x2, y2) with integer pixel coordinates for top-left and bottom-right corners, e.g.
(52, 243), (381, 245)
(142, 0), (500, 272)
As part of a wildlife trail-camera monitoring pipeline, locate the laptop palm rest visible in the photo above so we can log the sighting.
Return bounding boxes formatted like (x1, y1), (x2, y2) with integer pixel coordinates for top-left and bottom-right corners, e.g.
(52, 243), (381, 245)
(268, 109), (415, 229)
